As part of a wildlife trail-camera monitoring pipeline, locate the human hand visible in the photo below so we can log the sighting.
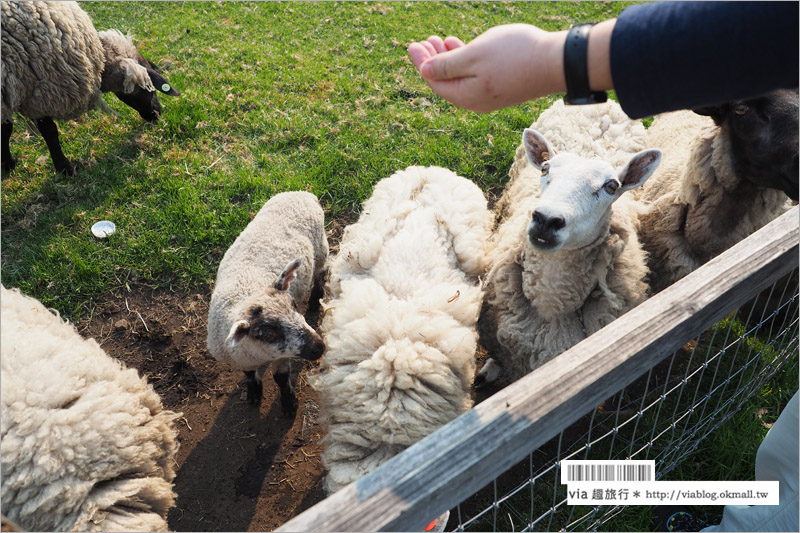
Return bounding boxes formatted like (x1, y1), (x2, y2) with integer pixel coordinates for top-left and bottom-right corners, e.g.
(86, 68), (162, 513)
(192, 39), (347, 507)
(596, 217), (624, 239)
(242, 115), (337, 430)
(408, 24), (567, 113)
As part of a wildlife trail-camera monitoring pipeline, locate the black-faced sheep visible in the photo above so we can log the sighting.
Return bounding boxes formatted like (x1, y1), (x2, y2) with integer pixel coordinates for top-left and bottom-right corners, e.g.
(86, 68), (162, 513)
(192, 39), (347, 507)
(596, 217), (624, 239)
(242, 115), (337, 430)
(0, 285), (180, 532)
(637, 89), (798, 293)
(311, 166), (492, 495)
(1, 1), (180, 175)
(206, 191), (328, 415)
(478, 100), (661, 386)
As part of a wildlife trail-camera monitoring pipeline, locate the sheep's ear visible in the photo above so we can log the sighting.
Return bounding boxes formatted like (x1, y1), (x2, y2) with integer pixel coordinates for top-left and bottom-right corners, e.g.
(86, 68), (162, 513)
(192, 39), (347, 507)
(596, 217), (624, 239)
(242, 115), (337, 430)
(225, 320), (250, 348)
(274, 258), (302, 291)
(147, 68), (181, 96)
(119, 58), (156, 93)
(693, 103), (731, 125)
(522, 129), (556, 170)
(618, 149), (662, 192)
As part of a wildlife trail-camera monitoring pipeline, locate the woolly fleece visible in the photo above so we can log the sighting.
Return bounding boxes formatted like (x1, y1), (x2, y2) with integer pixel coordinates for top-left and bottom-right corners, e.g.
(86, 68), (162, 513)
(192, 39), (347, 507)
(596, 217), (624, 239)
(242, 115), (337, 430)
(313, 166), (492, 493)
(1, 1), (106, 120)
(481, 100), (650, 382)
(98, 29), (156, 94)
(637, 111), (791, 292)
(0, 286), (180, 532)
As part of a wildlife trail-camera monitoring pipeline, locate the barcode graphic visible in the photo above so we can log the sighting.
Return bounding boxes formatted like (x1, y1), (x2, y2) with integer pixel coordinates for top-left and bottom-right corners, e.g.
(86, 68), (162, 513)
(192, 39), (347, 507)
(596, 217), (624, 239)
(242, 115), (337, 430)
(561, 460), (655, 484)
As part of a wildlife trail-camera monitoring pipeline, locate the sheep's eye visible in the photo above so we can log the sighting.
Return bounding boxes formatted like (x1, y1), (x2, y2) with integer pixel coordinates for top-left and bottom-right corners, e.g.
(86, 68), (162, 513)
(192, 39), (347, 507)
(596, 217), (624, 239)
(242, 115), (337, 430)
(734, 103), (748, 115)
(255, 324), (283, 344)
(541, 162), (550, 175)
(603, 180), (619, 195)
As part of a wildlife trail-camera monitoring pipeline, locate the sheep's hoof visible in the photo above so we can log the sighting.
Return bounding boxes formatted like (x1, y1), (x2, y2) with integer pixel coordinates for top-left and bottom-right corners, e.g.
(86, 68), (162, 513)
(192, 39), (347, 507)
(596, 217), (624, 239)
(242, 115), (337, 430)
(1, 158), (16, 173)
(473, 373), (489, 390)
(54, 160), (76, 176)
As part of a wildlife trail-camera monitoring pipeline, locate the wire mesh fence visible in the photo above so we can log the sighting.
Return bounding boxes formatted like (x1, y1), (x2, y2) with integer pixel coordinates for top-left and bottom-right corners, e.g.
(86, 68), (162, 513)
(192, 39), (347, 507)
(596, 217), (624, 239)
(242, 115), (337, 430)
(452, 270), (798, 532)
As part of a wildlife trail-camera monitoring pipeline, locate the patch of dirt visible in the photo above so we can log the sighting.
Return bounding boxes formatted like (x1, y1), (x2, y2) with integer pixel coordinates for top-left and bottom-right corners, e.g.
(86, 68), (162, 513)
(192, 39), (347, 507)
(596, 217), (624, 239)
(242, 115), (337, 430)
(76, 279), (500, 532)
(76, 284), (328, 531)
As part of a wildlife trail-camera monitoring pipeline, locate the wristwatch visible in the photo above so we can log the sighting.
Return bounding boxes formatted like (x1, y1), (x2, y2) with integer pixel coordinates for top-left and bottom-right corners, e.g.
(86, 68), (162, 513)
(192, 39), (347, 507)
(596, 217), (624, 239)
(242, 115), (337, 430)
(563, 23), (608, 105)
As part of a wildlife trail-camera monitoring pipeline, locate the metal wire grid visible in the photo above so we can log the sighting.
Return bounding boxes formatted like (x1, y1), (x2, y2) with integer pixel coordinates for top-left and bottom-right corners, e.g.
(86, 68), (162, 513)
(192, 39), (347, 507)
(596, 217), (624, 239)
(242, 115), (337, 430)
(453, 272), (799, 532)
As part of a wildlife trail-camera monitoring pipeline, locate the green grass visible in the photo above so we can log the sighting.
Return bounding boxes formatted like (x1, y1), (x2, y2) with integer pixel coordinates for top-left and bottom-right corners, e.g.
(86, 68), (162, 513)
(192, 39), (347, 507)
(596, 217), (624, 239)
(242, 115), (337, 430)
(1, 1), (635, 316)
(597, 315), (798, 531)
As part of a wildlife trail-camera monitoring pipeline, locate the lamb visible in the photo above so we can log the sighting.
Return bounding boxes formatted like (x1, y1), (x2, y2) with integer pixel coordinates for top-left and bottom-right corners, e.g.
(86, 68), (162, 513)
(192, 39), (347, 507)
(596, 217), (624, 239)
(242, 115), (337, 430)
(311, 166), (493, 495)
(1, 1), (180, 175)
(478, 100), (661, 386)
(636, 89), (798, 293)
(207, 191), (328, 415)
(0, 285), (180, 532)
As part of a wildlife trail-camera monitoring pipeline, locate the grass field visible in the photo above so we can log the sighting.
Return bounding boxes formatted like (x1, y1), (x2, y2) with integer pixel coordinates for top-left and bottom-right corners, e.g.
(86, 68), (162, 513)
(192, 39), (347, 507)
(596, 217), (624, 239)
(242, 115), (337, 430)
(1, 2), (795, 532)
(1, 1), (634, 317)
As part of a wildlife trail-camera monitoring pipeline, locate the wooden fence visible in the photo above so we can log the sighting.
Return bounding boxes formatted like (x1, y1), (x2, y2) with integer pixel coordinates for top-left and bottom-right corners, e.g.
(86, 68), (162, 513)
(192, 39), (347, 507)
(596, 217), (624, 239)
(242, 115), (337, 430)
(278, 207), (799, 532)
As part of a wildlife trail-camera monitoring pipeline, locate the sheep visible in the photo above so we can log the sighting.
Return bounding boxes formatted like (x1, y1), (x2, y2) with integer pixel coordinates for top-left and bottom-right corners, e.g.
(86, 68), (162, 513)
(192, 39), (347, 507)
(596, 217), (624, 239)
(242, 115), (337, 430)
(206, 191), (328, 415)
(0, 285), (180, 532)
(477, 100), (661, 386)
(636, 89), (798, 293)
(1, 1), (180, 175)
(311, 166), (493, 495)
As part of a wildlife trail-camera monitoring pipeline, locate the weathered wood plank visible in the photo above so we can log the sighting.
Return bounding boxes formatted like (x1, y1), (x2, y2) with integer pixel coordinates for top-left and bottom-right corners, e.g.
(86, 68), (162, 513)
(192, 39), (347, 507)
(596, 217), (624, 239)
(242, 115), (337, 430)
(279, 207), (798, 533)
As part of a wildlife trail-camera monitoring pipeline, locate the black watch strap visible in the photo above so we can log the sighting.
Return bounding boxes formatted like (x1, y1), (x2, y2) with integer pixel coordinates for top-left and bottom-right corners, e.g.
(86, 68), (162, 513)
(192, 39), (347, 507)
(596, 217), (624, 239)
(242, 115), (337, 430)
(563, 23), (608, 105)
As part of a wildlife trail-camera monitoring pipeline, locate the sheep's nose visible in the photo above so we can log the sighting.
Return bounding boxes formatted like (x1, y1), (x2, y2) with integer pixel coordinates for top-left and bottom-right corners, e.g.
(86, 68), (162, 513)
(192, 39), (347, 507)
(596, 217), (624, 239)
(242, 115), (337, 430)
(532, 209), (565, 231)
(301, 338), (325, 361)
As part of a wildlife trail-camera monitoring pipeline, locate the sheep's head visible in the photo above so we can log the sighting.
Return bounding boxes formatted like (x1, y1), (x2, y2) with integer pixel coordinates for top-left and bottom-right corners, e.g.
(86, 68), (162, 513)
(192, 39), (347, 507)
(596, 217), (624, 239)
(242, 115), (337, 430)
(522, 128), (661, 252)
(225, 258), (324, 366)
(99, 30), (180, 122)
(694, 89), (799, 201)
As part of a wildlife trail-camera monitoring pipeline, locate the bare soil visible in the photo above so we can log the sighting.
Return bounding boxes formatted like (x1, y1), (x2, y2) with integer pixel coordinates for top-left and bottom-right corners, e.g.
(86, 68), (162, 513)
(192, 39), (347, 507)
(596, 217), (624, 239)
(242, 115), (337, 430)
(76, 283), (330, 532)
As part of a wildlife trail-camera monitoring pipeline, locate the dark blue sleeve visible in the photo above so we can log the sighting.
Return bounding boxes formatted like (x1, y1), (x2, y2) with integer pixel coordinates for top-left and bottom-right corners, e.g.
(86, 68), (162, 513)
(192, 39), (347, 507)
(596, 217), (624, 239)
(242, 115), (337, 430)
(610, 1), (799, 119)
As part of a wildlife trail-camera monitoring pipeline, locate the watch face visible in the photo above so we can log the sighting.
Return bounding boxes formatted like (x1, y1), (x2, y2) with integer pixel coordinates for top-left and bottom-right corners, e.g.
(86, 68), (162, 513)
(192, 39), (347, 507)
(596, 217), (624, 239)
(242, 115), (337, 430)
(564, 92), (609, 106)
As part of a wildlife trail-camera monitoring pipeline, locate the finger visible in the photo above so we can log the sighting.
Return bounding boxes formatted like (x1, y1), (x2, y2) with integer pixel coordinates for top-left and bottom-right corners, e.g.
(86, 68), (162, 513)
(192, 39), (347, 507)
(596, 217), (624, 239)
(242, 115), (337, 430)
(443, 36), (466, 50)
(407, 42), (432, 70)
(426, 35), (448, 54)
(421, 46), (474, 81)
(420, 39), (437, 56)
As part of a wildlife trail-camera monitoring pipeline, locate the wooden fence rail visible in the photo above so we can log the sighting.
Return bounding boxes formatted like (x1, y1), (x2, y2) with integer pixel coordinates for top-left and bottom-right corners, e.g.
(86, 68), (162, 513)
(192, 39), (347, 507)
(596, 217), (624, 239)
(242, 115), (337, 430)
(278, 207), (799, 533)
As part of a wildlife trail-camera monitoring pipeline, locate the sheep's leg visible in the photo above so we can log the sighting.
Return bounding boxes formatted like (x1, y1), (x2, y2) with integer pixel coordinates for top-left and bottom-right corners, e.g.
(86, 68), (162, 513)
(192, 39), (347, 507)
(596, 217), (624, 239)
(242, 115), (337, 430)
(2, 121), (15, 172)
(36, 117), (74, 176)
(273, 359), (298, 416)
(306, 271), (326, 316)
(244, 370), (263, 406)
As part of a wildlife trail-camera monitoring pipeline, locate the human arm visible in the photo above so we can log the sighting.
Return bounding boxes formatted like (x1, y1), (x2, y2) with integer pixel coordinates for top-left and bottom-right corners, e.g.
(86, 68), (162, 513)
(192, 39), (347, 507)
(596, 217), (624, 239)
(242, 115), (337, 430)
(611, 1), (798, 118)
(408, 2), (798, 118)
(406, 19), (614, 113)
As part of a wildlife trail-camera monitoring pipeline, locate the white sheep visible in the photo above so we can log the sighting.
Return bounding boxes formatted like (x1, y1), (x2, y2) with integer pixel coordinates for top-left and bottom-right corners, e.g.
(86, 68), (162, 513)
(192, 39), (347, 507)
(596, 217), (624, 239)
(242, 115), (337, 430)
(637, 89), (798, 293)
(478, 100), (661, 385)
(0, 285), (180, 532)
(1, 1), (180, 175)
(311, 166), (492, 495)
(207, 191), (328, 415)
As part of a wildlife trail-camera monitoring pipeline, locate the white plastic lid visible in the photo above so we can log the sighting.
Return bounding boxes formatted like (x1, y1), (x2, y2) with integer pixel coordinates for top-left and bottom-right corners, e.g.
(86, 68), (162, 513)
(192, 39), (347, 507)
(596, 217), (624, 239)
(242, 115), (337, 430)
(91, 220), (116, 238)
